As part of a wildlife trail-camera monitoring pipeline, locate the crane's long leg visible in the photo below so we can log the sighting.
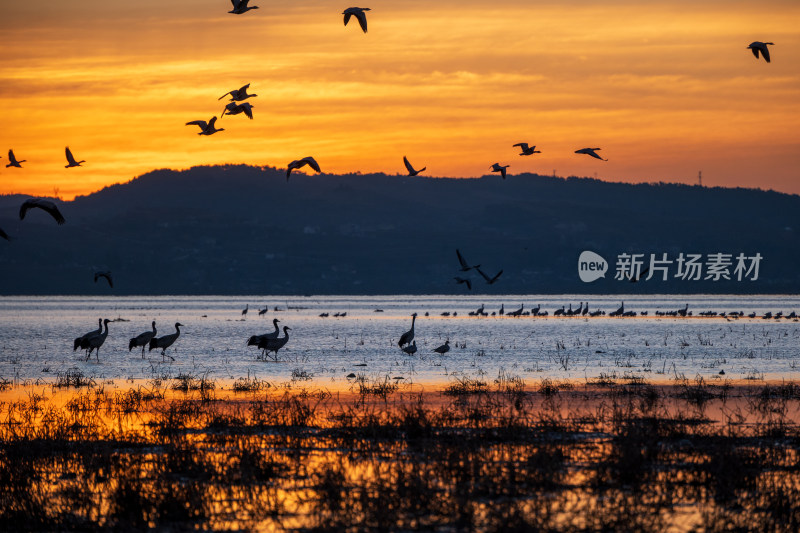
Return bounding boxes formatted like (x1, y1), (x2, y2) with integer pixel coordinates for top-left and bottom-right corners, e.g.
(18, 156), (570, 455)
(141, 345), (146, 358)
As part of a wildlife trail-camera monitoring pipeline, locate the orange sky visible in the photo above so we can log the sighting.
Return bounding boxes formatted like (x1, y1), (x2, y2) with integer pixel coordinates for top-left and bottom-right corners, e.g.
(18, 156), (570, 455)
(1, 0), (798, 199)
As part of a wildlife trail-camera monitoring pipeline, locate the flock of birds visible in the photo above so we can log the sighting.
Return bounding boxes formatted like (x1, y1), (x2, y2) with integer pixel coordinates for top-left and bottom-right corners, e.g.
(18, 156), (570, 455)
(6, 6), (782, 364)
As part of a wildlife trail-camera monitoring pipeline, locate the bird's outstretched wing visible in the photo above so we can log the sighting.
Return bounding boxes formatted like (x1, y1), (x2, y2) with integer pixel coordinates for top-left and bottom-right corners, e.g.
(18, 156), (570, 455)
(242, 104), (254, 119)
(456, 249), (470, 269)
(0, 227), (9, 241)
(476, 268), (491, 283)
(403, 156), (415, 174)
(208, 116), (218, 128)
(304, 157), (321, 173)
(218, 90), (233, 101)
(343, 12), (352, 26)
(355, 11), (368, 33)
(490, 270), (503, 283)
(513, 143), (528, 150)
(65, 147), (77, 165)
(762, 46), (771, 63)
(186, 120), (208, 129)
(500, 167), (507, 179)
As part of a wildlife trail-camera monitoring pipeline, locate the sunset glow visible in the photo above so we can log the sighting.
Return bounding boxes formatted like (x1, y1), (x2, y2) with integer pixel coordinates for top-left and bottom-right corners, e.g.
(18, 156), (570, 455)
(1, 0), (798, 199)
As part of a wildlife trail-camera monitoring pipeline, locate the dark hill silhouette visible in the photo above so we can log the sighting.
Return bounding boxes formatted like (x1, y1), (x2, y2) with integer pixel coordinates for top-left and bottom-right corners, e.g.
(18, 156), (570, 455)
(0, 165), (797, 294)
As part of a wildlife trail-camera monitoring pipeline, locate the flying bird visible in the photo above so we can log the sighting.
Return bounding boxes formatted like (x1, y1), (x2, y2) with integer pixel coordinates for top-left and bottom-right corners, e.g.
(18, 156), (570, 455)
(490, 163), (509, 179)
(129, 321), (157, 358)
(343, 7), (370, 33)
(222, 101), (254, 119)
(403, 156), (426, 176)
(286, 156), (321, 180)
(94, 271), (113, 288)
(6, 149), (25, 168)
(218, 83), (257, 102)
(64, 146), (85, 168)
(513, 143), (541, 156)
(186, 116), (224, 136)
(747, 41), (774, 63)
(575, 148), (607, 161)
(228, 0), (259, 15)
(454, 277), (472, 290)
(476, 267), (503, 285)
(19, 199), (66, 225)
(456, 249), (480, 272)
(433, 340), (450, 355)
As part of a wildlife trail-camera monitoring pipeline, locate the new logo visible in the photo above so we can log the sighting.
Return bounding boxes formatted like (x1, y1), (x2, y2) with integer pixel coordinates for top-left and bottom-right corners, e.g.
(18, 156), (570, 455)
(578, 251), (608, 282)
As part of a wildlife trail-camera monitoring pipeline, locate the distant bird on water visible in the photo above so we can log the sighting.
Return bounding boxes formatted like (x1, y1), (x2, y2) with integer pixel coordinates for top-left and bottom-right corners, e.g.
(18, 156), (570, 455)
(286, 156), (321, 180)
(747, 41), (774, 63)
(248, 318), (281, 348)
(228, 0), (259, 15)
(258, 305), (268, 316)
(575, 148), (607, 161)
(222, 101), (254, 119)
(6, 149), (25, 168)
(403, 156), (426, 176)
(513, 143), (541, 156)
(456, 249), (480, 272)
(477, 267), (503, 285)
(402, 340), (417, 355)
(129, 321), (157, 358)
(454, 277), (472, 290)
(242, 304), (249, 316)
(149, 322), (183, 361)
(74, 318), (102, 352)
(258, 326), (291, 359)
(186, 116), (224, 136)
(94, 271), (113, 288)
(490, 163), (509, 179)
(64, 147), (85, 168)
(433, 340), (450, 355)
(343, 7), (370, 33)
(398, 313), (417, 348)
(219, 83), (257, 102)
(19, 199), (66, 225)
(85, 319), (111, 362)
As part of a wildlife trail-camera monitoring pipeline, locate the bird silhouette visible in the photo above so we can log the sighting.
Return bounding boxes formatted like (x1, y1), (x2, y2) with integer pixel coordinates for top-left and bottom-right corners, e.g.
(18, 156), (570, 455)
(454, 277), (472, 290)
(219, 83), (257, 101)
(85, 319), (111, 362)
(456, 249), (480, 271)
(433, 340), (450, 355)
(403, 156), (426, 176)
(575, 148), (607, 161)
(398, 313), (417, 348)
(222, 101), (254, 119)
(74, 318), (102, 352)
(286, 157), (321, 180)
(6, 149), (25, 168)
(343, 7), (370, 33)
(401, 340), (417, 355)
(19, 199), (66, 225)
(476, 267), (503, 284)
(248, 318), (281, 349)
(0, 228), (8, 241)
(242, 304), (249, 316)
(129, 321), (157, 358)
(257, 326), (291, 359)
(149, 322), (183, 361)
(228, 0), (259, 14)
(64, 146), (85, 168)
(94, 271), (113, 288)
(512, 143), (541, 156)
(186, 117), (224, 135)
(748, 41), (774, 63)
(490, 163), (509, 179)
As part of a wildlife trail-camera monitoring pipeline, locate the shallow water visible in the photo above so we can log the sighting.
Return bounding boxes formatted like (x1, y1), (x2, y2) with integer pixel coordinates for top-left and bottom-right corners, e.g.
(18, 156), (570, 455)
(1, 294), (799, 387)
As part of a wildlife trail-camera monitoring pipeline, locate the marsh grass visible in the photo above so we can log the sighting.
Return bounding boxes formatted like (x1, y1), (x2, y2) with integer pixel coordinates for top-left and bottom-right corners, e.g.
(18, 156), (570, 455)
(2, 378), (800, 531)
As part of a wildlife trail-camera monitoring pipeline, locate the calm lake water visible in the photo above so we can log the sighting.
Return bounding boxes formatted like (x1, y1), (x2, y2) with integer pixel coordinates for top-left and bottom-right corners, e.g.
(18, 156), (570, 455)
(1, 295), (799, 387)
